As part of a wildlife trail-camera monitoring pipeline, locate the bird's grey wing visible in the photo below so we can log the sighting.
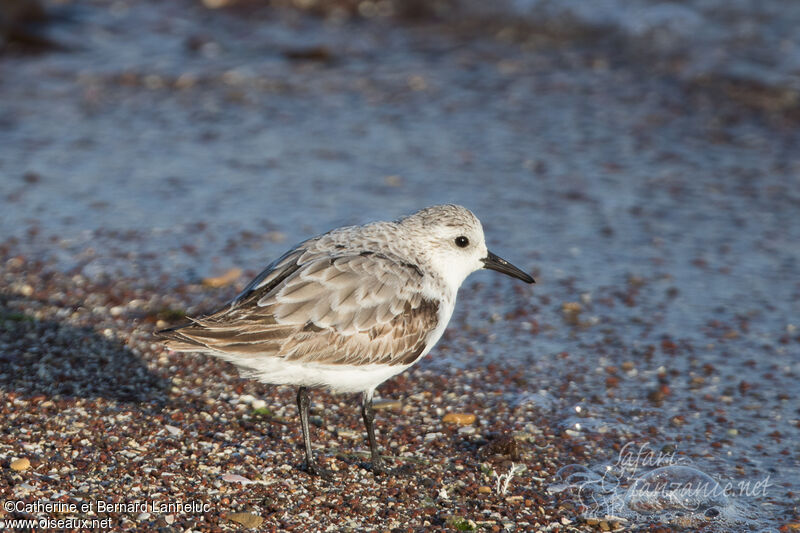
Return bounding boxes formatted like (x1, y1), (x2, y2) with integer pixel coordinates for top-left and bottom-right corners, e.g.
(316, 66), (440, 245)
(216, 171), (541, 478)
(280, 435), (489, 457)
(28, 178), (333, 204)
(160, 241), (310, 338)
(273, 253), (439, 365)
(165, 252), (439, 366)
(229, 242), (312, 307)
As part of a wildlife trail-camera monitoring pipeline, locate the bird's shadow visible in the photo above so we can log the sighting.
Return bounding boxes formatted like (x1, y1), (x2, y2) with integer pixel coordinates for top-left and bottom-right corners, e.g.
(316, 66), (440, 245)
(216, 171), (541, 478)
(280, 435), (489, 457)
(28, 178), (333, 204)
(0, 293), (169, 404)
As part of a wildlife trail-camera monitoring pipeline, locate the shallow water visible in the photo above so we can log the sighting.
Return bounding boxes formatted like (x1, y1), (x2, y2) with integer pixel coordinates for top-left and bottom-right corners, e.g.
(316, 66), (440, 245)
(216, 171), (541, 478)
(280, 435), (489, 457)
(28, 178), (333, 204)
(1, 0), (798, 529)
(502, 0), (800, 90)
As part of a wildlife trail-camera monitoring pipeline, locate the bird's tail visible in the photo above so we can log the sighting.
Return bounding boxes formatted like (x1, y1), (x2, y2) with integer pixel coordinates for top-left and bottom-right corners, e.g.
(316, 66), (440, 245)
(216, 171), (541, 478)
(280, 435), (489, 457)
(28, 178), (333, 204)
(156, 322), (207, 352)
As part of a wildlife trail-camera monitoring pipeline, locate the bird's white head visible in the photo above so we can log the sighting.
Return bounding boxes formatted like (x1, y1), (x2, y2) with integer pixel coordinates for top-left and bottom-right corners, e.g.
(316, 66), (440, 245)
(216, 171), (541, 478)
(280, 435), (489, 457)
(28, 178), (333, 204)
(398, 205), (535, 290)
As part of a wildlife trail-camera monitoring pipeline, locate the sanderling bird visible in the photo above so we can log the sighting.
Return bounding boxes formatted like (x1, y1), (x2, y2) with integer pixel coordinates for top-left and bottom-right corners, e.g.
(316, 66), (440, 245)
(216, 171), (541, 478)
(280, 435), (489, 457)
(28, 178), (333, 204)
(160, 204), (534, 477)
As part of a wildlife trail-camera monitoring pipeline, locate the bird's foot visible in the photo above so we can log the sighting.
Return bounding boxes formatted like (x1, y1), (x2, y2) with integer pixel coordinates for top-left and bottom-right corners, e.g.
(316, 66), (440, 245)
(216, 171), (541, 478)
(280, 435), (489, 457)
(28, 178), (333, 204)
(301, 461), (334, 480)
(363, 458), (389, 475)
(360, 458), (413, 476)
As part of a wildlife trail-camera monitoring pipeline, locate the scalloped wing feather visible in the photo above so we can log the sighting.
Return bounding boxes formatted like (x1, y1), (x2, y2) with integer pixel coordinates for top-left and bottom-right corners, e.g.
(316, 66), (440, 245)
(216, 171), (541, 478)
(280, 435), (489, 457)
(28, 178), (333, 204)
(161, 252), (439, 367)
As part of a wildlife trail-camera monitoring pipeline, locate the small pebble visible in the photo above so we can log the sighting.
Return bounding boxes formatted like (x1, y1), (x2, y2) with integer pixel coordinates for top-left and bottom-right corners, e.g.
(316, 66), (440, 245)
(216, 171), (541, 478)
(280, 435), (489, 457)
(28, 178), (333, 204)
(373, 399), (402, 411)
(251, 399), (267, 410)
(337, 429), (359, 439)
(202, 267), (242, 288)
(239, 394), (256, 405)
(13, 483), (35, 496)
(442, 413), (476, 425)
(228, 512), (264, 529)
(10, 458), (31, 471)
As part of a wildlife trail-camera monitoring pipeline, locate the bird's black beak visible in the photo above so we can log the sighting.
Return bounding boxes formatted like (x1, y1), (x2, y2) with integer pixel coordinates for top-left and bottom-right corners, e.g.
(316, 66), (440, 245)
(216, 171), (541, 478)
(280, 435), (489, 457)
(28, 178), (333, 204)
(482, 251), (535, 283)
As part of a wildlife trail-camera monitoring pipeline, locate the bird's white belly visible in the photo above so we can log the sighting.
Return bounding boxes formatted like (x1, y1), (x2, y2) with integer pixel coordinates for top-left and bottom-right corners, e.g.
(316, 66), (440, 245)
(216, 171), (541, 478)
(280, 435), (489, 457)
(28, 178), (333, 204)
(218, 355), (413, 393)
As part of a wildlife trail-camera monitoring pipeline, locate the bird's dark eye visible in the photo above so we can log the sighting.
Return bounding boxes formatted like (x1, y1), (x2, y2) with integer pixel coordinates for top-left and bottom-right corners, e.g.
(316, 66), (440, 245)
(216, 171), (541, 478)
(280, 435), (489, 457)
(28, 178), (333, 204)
(455, 236), (469, 248)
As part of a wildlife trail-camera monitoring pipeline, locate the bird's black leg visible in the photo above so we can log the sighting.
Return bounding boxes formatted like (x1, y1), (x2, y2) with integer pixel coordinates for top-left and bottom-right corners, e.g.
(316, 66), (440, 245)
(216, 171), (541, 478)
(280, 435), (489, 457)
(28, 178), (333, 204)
(296, 387), (331, 479)
(361, 391), (387, 474)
